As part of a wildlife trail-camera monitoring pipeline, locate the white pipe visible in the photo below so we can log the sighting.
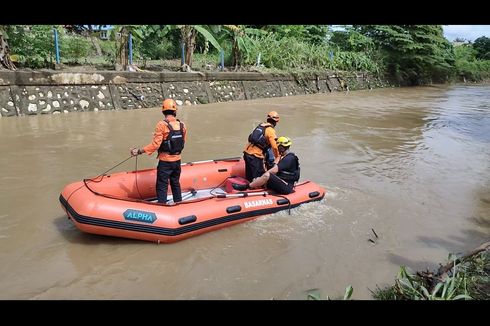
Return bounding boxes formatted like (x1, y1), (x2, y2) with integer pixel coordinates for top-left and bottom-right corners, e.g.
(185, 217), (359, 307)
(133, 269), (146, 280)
(215, 191), (268, 199)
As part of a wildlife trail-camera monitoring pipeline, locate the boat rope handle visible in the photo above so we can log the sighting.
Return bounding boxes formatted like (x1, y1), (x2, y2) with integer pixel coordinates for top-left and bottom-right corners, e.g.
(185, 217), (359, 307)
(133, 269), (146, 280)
(270, 194), (292, 215)
(82, 155), (135, 198)
(66, 155), (134, 203)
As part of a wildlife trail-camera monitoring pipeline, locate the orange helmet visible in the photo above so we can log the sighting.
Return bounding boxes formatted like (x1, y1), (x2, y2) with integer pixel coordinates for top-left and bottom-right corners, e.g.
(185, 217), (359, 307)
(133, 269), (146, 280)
(267, 111), (279, 122)
(162, 99), (177, 111)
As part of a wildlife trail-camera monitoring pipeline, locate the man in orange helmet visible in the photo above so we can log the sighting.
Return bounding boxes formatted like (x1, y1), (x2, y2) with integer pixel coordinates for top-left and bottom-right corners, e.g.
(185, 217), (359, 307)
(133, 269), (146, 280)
(243, 111), (280, 182)
(131, 98), (187, 204)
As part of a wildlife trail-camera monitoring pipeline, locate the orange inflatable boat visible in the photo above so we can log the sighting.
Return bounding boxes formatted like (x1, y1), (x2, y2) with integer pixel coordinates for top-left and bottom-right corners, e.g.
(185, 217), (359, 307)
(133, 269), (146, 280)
(59, 157), (325, 243)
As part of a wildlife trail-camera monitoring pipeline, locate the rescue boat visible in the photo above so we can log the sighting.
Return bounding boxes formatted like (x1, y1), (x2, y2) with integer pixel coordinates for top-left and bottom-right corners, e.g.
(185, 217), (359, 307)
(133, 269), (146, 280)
(59, 157), (325, 243)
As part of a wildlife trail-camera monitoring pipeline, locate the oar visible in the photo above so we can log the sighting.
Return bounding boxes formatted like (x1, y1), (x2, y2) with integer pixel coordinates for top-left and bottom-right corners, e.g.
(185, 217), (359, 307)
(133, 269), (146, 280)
(214, 191), (268, 199)
(183, 188), (197, 200)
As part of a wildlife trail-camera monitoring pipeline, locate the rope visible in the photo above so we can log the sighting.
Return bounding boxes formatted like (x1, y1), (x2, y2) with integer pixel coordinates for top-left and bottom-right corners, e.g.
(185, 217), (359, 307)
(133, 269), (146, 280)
(209, 176), (233, 197)
(81, 155), (216, 206)
(88, 155), (134, 183)
(134, 155), (143, 200)
(67, 157), (247, 207)
(67, 155), (133, 201)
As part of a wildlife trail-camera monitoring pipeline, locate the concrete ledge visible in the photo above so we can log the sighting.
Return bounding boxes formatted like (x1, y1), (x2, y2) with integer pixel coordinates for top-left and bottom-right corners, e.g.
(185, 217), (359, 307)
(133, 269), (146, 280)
(0, 69), (382, 117)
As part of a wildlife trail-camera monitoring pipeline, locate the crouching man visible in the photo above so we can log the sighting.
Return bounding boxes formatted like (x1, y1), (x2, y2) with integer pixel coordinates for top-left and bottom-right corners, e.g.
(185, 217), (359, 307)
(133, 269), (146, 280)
(248, 136), (300, 194)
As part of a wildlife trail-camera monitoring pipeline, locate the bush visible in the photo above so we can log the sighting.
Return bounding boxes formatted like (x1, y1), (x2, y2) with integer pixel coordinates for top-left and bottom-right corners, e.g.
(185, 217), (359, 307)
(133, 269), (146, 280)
(60, 35), (91, 63)
(99, 40), (115, 56)
(242, 34), (380, 73)
(7, 25), (55, 68)
(139, 38), (179, 60)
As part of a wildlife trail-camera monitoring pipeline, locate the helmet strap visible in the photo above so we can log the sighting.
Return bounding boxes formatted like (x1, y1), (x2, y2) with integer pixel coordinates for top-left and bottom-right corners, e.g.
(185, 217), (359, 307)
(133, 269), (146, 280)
(163, 110), (176, 117)
(267, 118), (277, 127)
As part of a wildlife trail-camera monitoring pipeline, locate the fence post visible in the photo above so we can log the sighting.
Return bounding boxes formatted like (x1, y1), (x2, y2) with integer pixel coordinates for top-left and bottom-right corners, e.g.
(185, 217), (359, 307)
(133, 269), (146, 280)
(128, 33), (133, 65)
(256, 53), (261, 66)
(181, 42), (185, 66)
(220, 49), (224, 71)
(53, 27), (60, 64)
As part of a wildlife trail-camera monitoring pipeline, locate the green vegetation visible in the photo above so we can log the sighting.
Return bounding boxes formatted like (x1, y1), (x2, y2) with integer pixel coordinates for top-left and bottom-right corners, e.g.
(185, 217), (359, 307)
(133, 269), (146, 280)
(307, 285), (354, 300)
(454, 40), (490, 81)
(472, 36), (490, 60)
(3, 25), (54, 68)
(1, 25), (490, 85)
(306, 243), (489, 300)
(372, 251), (489, 300)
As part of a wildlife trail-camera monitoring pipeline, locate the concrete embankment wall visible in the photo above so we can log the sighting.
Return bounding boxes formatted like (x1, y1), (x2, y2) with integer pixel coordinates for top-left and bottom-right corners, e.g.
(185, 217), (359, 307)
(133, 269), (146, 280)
(0, 70), (384, 117)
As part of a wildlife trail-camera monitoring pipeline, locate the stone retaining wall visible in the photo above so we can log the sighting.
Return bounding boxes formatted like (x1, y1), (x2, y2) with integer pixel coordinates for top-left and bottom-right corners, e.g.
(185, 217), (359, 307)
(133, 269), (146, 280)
(0, 70), (385, 117)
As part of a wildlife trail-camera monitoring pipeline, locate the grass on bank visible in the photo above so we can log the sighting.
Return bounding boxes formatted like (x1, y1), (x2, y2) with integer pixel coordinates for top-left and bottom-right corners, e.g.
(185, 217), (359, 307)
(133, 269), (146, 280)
(307, 243), (489, 300)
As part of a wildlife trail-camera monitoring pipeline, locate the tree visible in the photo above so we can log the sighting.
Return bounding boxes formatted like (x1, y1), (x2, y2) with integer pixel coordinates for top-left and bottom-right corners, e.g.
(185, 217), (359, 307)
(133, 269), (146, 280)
(253, 25), (329, 45)
(473, 36), (490, 60)
(5, 25), (54, 69)
(354, 25), (455, 84)
(330, 27), (374, 52)
(454, 37), (468, 43)
(179, 25), (221, 68)
(0, 26), (16, 70)
(61, 25), (107, 56)
(221, 25), (265, 69)
(113, 25), (146, 71)
(138, 25), (180, 60)
(302, 25), (330, 45)
(115, 26), (129, 70)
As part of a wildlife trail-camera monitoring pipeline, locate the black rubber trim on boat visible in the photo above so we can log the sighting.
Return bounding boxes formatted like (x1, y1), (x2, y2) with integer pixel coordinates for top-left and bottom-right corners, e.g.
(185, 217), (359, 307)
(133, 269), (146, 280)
(226, 205), (241, 214)
(59, 193), (324, 237)
(179, 215), (197, 225)
(276, 199), (290, 205)
(309, 191), (320, 198)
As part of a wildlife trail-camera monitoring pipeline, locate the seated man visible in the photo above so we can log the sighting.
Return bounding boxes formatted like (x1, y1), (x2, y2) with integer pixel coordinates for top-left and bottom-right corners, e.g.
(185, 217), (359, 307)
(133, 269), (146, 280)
(248, 136), (300, 195)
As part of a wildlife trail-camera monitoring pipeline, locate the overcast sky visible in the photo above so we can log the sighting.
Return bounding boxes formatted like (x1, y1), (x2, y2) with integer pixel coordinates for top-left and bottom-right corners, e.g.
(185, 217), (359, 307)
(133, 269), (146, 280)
(443, 25), (490, 41)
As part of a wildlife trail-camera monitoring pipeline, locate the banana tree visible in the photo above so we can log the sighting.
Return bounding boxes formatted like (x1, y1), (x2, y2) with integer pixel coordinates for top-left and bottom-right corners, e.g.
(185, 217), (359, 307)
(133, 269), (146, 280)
(178, 25), (221, 68)
(0, 26), (16, 70)
(222, 25), (265, 70)
(113, 25), (146, 71)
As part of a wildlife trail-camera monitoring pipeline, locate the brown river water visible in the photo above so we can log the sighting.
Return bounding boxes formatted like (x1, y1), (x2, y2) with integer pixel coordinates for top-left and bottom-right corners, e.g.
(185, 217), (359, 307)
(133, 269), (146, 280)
(0, 84), (488, 299)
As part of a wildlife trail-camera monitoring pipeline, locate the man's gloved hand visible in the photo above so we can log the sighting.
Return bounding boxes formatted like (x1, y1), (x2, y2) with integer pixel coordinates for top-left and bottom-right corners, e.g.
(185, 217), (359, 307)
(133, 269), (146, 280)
(131, 148), (142, 156)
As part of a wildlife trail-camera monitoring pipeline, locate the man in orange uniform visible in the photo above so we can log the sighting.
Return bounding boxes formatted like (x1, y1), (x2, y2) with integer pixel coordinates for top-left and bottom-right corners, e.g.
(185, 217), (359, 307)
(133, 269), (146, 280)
(131, 99), (187, 204)
(243, 111), (280, 182)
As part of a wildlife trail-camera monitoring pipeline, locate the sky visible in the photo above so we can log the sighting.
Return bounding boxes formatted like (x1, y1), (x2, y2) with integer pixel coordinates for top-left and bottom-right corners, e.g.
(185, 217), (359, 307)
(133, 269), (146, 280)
(443, 25), (490, 41)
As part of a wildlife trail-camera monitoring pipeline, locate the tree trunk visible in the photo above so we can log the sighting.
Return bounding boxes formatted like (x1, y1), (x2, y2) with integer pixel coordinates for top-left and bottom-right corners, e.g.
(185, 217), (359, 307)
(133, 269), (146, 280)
(83, 28), (103, 57)
(232, 38), (240, 70)
(90, 35), (102, 56)
(115, 27), (129, 71)
(182, 26), (197, 67)
(437, 241), (490, 280)
(0, 32), (16, 70)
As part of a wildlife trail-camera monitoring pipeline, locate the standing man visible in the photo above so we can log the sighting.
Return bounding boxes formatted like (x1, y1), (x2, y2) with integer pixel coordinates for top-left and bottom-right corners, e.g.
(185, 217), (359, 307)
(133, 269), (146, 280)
(131, 99), (187, 204)
(243, 111), (280, 182)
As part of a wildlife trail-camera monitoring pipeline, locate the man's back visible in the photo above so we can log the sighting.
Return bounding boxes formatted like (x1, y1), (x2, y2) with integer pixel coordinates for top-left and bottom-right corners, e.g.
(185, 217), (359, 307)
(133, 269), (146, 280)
(244, 122), (278, 159)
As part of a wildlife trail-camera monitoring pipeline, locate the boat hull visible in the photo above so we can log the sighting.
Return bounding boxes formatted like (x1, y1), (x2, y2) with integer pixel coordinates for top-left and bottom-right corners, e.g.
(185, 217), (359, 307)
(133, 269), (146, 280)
(59, 158), (325, 243)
